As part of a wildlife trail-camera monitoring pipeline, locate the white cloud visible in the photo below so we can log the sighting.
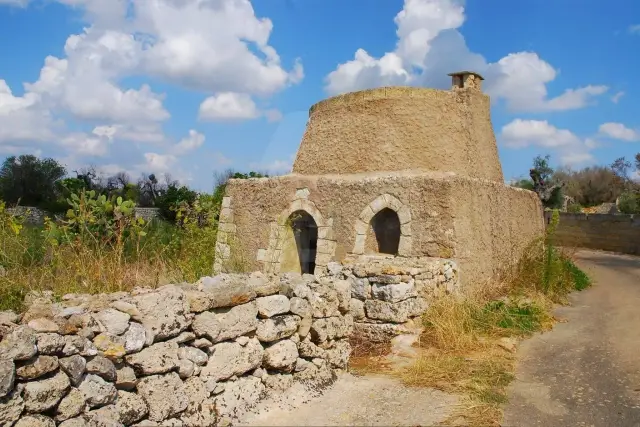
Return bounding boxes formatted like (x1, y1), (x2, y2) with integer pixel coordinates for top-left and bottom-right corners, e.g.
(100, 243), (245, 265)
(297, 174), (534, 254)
(199, 93), (260, 121)
(173, 130), (205, 155)
(500, 119), (594, 166)
(325, 0), (607, 113)
(0, 0), (28, 6)
(598, 122), (640, 142)
(629, 24), (640, 34)
(611, 91), (625, 103)
(142, 152), (177, 173)
(0, 80), (58, 144)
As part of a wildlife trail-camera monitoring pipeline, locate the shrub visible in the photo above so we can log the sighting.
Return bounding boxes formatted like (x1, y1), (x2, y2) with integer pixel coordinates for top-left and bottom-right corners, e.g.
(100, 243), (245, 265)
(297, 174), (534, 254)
(566, 203), (583, 213)
(618, 191), (640, 214)
(157, 184), (197, 222)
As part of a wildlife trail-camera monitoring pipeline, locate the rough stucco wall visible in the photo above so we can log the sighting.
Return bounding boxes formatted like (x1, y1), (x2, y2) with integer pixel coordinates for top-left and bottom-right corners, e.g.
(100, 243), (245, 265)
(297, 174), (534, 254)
(548, 212), (640, 255)
(449, 180), (545, 285)
(292, 87), (503, 183)
(221, 172), (543, 287)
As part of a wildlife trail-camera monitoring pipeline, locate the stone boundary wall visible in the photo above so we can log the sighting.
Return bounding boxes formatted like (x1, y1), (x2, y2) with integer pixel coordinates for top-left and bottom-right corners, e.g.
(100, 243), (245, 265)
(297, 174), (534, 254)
(6, 207), (161, 226)
(0, 257), (458, 426)
(546, 212), (640, 255)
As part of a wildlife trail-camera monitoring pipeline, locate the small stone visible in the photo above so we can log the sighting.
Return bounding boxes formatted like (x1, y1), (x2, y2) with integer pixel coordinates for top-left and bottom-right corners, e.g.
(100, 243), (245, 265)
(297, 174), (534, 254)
(498, 337), (518, 353)
(95, 309), (130, 336)
(78, 374), (117, 408)
(289, 297), (311, 318)
(0, 325), (37, 361)
(294, 358), (311, 372)
(110, 301), (142, 321)
(252, 367), (267, 379)
(123, 322), (146, 353)
(194, 275), (257, 309)
(115, 367), (137, 390)
(0, 311), (18, 325)
(350, 277), (371, 300)
(125, 342), (179, 375)
(333, 280), (351, 312)
(55, 388), (86, 422)
(168, 331), (195, 344)
(298, 340), (325, 359)
(0, 389), (24, 426)
(37, 333), (66, 355)
(248, 272), (280, 297)
(350, 298), (365, 320)
(191, 338), (212, 348)
(93, 333), (126, 359)
(57, 306), (86, 318)
(213, 302), (259, 342)
(86, 356), (117, 382)
(264, 373), (294, 392)
(201, 338), (263, 381)
(15, 355), (58, 380)
(236, 336), (250, 346)
(14, 414), (55, 427)
(256, 315), (300, 342)
(325, 340), (351, 368)
(191, 311), (221, 342)
(177, 347), (208, 366)
(364, 297), (427, 323)
(177, 359), (195, 379)
(297, 315), (312, 338)
(0, 359), (14, 397)
(256, 295), (290, 318)
(27, 317), (59, 333)
(263, 340), (298, 370)
(371, 281), (417, 303)
(115, 390), (148, 425)
(310, 315), (353, 342)
(23, 370), (70, 413)
(326, 262), (343, 276)
(137, 372), (188, 422)
(58, 417), (92, 427)
(59, 354), (86, 386)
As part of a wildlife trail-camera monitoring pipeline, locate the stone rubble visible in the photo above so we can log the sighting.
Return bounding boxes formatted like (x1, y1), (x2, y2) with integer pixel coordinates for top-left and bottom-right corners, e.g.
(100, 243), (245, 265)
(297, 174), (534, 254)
(0, 256), (457, 426)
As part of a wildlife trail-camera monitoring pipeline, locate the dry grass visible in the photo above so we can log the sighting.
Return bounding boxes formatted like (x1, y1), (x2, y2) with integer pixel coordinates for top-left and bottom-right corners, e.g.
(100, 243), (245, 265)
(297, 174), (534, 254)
(348, 335), (393, 375)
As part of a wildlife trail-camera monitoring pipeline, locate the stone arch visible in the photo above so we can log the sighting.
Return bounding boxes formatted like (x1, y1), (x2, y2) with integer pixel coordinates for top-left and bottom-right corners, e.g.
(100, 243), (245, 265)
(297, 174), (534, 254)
(353, 194), (412, 256)
(262, 197), (335, 274)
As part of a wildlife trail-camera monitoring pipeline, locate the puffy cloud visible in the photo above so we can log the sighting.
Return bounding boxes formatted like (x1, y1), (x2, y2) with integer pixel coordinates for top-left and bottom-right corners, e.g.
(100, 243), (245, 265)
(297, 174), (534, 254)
(500, 119), (594, 166)
(325, 0), (607, 113)
(0, 80), (58, 144)
(611, 91), (625, 103)
(598, 122), (640, 142)
(173, 130), (205, 155)
(199, 93), (260, 121)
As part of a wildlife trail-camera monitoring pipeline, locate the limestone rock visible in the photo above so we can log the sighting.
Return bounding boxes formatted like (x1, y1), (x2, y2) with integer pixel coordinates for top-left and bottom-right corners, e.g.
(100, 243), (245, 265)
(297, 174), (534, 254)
(333, 280), (351, 312)
(79, 374), (117, 408)
(0, 389), (24, 426)
(263, 339), (298, 370)
(256, 315), (300, 342)
(310, 315), (354, 342)
(297, 340), (326, 359)
(58, 416), (92, 427)
(297, 315), (312, 338)
(14, 414), (56, 427)
(132, 286), (190, 342)
(177, 359), (195, 379)
(23, 370), (70, 412)
(15, 355), (58, 380)
(248, 272), (279, 297)
(293, 361), (337, 389)
(326, 262), (343, 277)
(63, 335), (97, 357)
(115, 366), (137, 390)
(364, 297), (427, 323)
(307, 283), (340, 318)
(123, 322), (146, 353)
(201, 338), (263, 381)
(125, 342), (179, 376)
(87, 356), (117, 382)
(37, 332), (66, 355)
(189, 275), (257, 312)
(115, 390), (148, 425)
(27, 318), (59, 333)
(56, 388), (86, 422)
(0, 325), (37, 361)
(59, 354), (86, 386)
(110, 301), (142, 321)
(86, 405), (122, 427)
(179, 377), (216, 427)
(371, 281), (417, 303)
(168, 331), (195, 345)
(289, 297), (311, 318)
(93, 333), (127, 359)
(94, 309), (130, 336)
(349, 298), (365, 320)
(0, 311), (18, 325)
(352, 322), (413, 343)
(325, 340), (351, 368)
(350, 277), (371, 300)
(177, 347), (208, 366)
(213, 376), (264, 421)
(264, 373), (294, 392)
(191, 338), (212, 349)
(213, 302), (258, 342)
(191, 311), (221, 342)
(0, 358), (14, 398)
(255, 295), (290, 318)
(137, 372), (188, 422)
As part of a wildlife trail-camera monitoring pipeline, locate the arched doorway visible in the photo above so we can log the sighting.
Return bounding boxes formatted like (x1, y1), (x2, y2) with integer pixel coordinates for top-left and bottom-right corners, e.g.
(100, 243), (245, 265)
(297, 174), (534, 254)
(368, 208), (400, 255)
(279, 210), (318, 274)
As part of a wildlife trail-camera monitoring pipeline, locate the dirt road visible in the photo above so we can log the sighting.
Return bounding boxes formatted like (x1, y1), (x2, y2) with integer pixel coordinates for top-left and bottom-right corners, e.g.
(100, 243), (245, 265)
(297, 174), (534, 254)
(503, 250), (640, 426)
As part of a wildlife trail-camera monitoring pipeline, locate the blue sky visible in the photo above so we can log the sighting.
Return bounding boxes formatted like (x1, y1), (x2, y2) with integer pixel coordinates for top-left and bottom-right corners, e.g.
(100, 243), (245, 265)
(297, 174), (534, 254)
(0, 0), (639, 191)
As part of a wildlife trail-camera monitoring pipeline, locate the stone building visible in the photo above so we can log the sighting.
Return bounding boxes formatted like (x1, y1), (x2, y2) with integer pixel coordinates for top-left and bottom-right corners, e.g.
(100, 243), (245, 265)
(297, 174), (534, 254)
(214, 72), (544, 285)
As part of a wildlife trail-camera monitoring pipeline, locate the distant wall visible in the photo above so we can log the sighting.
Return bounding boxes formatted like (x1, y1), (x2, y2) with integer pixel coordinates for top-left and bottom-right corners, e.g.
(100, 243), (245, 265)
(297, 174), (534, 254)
(547, 212), (640, 255)
(6, 206), (161, 225)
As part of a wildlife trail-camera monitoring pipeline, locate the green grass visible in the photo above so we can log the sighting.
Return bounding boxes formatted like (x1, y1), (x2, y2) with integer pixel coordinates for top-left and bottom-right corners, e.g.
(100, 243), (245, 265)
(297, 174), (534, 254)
(563, 258), (591, 291)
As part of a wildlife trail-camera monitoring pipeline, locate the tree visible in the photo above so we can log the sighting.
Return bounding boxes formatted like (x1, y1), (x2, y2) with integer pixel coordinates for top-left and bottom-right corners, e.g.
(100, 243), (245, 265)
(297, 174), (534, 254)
(529, 155), (564, 209)
(0, 155), (66, 206)
(610, 157), (632, 192)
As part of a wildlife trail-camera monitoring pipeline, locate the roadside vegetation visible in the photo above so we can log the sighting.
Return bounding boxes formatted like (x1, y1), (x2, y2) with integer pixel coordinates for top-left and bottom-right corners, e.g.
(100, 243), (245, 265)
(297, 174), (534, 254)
(0, 153), (267, 312)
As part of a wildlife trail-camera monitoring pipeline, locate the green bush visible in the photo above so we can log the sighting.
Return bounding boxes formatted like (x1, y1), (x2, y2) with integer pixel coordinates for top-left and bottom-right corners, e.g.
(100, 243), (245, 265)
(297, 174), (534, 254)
(566, 203), (583, 213)
(618, 191), (640, 214)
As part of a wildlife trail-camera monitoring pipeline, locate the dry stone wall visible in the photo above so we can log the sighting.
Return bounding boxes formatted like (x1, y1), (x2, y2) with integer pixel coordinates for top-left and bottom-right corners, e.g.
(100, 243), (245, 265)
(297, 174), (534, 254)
(0, 256), (458, 426)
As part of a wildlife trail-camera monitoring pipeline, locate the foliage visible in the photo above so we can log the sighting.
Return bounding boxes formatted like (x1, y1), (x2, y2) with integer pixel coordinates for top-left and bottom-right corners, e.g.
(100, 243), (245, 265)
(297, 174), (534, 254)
(0, 155), (66, 207)
(618, 191), (640, 214)
(566, 203), (583, 213)
(511, 178), (534, 191)
(553, 166), (623, 207)
(529, 155), (564, 209)
(156, 184), (197, 222)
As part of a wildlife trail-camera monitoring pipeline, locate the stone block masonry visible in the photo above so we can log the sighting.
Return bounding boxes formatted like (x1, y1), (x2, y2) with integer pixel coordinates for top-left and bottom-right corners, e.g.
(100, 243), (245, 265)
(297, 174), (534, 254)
(0, 256), (457, 426)
(547, 212), (640, 255)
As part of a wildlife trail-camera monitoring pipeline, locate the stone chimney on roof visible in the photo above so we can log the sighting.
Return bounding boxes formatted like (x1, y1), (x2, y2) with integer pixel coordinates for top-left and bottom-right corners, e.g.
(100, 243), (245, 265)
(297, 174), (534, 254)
(448, 71), (484, 92)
